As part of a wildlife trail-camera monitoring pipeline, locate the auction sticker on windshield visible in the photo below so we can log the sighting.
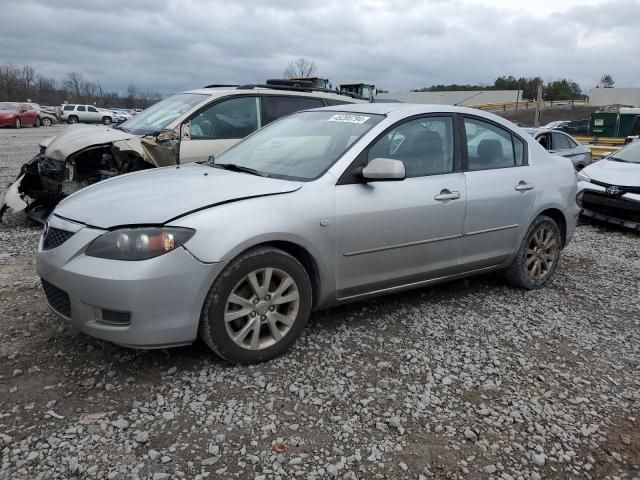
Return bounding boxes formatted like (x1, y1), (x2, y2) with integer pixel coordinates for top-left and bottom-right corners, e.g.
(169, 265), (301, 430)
(327, 114), (370, 124)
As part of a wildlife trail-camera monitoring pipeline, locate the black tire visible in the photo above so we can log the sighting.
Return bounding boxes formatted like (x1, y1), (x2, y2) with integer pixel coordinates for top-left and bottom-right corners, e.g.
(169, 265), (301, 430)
(102, 116), (112, 125)
(41, 117), (52, 127)
(68, 115), (78, 124)
(503, 215), (562, 290)
(199, 247), (312, 364)
(14, 117), (21, 129)
(34, 117), (40, 128)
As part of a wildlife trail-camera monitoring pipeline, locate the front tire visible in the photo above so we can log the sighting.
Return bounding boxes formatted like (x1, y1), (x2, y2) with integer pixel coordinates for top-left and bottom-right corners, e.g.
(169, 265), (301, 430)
(503, 215), (561, 290)
(199, 247), (312, 364)
(14, 117), (21, 129)
(102, 116), (112, 125)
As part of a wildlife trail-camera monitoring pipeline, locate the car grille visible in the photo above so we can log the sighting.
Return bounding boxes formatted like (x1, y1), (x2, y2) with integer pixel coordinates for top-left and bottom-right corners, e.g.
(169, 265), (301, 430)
(582, 191), (640, 224)
(41, 280), (71, 318)
(590, 180), (640, 195)
(43, 227), (74, 250)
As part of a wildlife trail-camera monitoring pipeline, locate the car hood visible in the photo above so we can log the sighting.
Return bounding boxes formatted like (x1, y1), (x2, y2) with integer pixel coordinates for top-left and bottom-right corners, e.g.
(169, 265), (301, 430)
(54, 163), (302, 228)
(583, 159), (640, 186)
(45, 124), (137, 161)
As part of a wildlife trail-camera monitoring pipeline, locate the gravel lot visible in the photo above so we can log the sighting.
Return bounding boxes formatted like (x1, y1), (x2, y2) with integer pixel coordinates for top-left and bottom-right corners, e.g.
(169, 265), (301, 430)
(1, 126), (639, 480)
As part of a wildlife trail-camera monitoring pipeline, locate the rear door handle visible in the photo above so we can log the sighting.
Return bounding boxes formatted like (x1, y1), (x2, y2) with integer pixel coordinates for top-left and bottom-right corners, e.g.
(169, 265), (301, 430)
(515, 182), (534, 192)
(434, 189), (461, 201)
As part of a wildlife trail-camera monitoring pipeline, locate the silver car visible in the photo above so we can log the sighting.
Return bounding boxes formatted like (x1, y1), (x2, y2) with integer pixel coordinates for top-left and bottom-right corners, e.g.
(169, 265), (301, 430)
(577, 139), (640, 229)
(36, 104), (578, 363)
(524, 128), (592, 170)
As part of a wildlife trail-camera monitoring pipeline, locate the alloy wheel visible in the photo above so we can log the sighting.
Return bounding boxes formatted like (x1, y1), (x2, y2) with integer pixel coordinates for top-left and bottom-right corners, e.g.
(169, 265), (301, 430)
(224, 267), (300, 350)
(526, 226), (558, 280)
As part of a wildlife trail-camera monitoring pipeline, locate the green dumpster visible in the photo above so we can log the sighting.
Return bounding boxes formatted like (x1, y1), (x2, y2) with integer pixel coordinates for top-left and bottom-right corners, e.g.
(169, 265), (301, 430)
(589, 112), (618, 137)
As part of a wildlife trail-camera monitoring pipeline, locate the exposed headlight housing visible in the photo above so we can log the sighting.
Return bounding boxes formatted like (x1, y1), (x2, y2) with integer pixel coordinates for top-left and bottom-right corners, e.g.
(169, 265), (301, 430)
(86, 227), (195, 261)
(577, 170), (591, 183)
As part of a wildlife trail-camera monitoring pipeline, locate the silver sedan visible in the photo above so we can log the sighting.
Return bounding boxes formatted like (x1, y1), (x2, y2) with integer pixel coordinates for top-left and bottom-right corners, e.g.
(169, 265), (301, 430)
(524, 128), (592, 170)
(36, 104), (579, 363)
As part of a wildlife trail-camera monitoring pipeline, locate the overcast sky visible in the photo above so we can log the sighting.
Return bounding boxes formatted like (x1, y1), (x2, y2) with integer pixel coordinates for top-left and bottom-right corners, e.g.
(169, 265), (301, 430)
(2, 0), (639, 94)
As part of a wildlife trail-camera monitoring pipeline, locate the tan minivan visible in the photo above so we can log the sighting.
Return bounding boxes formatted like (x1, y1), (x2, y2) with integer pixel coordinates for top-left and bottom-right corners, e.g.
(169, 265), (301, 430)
(1, 82), (366, 222)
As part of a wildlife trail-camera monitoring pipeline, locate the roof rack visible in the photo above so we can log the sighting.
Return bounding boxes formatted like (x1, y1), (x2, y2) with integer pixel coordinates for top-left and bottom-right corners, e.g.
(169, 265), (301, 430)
(235, 79), (368, 101)
(202, 84), (240, 88)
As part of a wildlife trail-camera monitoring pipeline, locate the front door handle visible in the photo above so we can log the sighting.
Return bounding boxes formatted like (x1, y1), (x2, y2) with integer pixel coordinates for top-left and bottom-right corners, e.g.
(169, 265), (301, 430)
(515, 182), (534, 192)
(434, 189), (461, 201)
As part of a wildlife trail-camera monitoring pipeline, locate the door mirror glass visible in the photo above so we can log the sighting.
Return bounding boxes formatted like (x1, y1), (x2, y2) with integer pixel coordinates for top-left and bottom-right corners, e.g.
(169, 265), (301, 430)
(361, 158), (406, 181)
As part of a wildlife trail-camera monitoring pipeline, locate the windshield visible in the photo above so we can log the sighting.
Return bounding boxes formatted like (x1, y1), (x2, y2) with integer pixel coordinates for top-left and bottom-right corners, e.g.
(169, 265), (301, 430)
(118, 93), (206, 135)
(213, 111), (384, 181)
(610, 140), (640, 164)
(0, 102), (17, 111)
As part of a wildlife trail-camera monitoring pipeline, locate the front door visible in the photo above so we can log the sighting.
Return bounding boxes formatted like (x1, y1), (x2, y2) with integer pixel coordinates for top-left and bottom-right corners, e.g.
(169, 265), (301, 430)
(460, 116), (537, 268)
(335, 115), (467, 298)
(179, 96), (260, 163)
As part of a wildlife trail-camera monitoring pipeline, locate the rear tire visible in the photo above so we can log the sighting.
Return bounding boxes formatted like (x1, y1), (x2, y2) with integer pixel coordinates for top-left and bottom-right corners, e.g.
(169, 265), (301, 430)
(14, 117), (21, 129)
(503, 215), (561, 290)
(199, 247), (312, 364)
(68, 115), (78, 124)
(102, 116), (112, 125)
(41, 117), (52, 127)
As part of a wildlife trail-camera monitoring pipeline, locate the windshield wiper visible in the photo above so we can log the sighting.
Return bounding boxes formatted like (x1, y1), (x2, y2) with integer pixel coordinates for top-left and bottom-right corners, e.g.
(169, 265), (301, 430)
(114, 124), (131, 133)
(212, 163), (267, 177)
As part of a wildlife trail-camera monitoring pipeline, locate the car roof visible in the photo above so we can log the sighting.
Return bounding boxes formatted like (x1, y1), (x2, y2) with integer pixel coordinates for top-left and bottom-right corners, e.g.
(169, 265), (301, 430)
(310, 102), (508, 116)
(182, 87), (366, 102)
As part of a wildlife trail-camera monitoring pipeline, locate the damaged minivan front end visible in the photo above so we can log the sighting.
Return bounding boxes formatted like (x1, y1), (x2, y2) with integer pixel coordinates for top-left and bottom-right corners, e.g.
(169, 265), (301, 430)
(1, 125), (178, 223)
(1, 91), (209, 223)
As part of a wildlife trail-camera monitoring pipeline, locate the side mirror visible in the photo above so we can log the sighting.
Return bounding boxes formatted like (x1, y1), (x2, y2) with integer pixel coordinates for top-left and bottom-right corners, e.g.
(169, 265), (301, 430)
(360, 158), (406, 181)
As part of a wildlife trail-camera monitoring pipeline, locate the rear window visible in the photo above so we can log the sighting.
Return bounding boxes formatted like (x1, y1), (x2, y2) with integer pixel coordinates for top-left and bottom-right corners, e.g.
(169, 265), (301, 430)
(261, 96), (325, 125)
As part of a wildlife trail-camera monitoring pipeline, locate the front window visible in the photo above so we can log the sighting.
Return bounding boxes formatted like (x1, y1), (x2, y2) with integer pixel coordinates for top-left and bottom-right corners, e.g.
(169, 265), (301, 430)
(0, 102), (17, 111)
(120, 93), (207, 135)
(213, 111), (384, 181)
(609, 140), (640, 164)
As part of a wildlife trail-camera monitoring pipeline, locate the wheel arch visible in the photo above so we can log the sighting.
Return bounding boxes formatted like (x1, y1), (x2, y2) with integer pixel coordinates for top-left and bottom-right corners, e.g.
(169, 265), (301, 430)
(230, 240), (323, 310)
(537, 207), (567, 248)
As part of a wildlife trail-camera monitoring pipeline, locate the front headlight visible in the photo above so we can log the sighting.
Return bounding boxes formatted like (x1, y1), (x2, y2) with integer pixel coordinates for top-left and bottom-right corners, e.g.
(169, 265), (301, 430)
(577, 170), (591, 183)
(86, 227), (195, 260)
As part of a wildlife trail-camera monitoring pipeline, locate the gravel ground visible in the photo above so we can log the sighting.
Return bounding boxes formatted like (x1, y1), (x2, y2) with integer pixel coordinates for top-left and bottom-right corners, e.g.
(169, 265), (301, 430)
(1, 127), (639, 480)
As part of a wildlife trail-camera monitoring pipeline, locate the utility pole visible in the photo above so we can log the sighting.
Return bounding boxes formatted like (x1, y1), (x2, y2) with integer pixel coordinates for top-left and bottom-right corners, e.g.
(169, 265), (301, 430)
(533, 84), (543, 127)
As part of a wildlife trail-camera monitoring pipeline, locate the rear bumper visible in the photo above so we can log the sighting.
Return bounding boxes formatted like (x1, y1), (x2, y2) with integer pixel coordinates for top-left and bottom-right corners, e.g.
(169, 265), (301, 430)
(36, 215), (225, 348)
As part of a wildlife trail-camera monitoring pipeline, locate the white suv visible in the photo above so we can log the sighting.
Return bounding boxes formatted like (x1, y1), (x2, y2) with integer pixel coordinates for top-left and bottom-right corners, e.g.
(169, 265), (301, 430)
(59, 104), (115, 125)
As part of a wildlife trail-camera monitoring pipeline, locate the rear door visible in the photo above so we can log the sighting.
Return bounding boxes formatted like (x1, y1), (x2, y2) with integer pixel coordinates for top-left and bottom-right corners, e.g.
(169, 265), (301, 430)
(75, 105), (87, 122)
(460, 116), (536, 268)
(335, 114), (467, 297)
(179, 96), (261, 163)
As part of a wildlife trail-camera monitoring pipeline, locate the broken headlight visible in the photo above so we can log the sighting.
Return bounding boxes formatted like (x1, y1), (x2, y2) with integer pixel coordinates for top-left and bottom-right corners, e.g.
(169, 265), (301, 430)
(85, 227), (195, 261)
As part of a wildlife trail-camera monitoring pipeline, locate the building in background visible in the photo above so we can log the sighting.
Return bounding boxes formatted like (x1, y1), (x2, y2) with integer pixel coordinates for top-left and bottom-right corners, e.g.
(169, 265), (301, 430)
(377, 90), (522, 106)
(587, 88), (640, 107)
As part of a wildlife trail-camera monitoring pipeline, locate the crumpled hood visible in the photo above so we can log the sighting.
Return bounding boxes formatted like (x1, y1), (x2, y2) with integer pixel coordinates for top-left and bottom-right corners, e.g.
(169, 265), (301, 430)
(45, 124), (137, 161)
(584, 159), (640, 186)
(54, 163), (302, 228)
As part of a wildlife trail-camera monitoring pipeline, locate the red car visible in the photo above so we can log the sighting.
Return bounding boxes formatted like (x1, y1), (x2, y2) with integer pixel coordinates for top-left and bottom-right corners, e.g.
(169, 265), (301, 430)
(0, 102), (39, 128)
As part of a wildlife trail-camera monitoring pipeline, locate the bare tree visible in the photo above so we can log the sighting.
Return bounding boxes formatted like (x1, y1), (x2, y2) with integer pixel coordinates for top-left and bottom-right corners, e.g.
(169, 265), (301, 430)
(21, 65), (35, 90)
(63, 72), (85, 98)
(283, 58), (317, 79)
